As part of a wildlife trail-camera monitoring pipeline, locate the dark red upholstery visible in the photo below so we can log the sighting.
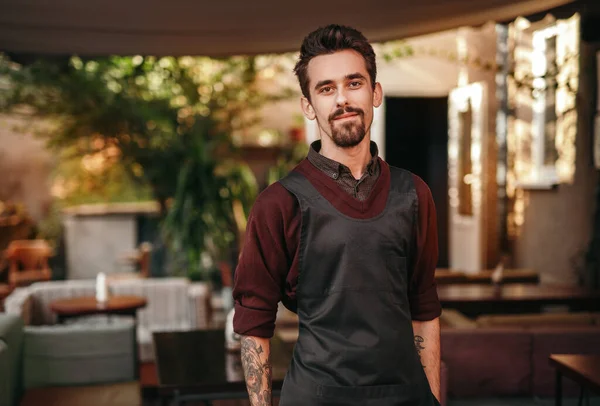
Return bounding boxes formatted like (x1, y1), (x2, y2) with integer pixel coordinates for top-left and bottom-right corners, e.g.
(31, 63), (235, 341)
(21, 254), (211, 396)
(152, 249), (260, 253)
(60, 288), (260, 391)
(441, 328), (532, 397)
(531, 327), (600, 396)
(441, 324), (600, 398)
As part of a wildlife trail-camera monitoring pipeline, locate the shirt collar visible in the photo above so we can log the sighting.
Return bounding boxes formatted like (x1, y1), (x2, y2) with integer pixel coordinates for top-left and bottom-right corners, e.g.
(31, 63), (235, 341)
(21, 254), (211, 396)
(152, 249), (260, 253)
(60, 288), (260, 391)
(307, 140), (379, 179)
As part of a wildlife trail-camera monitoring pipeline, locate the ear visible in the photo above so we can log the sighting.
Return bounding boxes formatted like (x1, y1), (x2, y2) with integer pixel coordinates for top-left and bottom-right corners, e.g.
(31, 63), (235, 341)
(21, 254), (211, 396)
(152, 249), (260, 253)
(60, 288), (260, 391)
(373, 82), (383, 108)
(301, 97), (316, 120)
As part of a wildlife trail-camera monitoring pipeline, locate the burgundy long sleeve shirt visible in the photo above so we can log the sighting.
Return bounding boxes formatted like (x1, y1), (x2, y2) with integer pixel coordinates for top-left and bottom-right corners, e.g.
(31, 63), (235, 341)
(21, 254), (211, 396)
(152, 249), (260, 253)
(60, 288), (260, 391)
(233, 142), (441, 338)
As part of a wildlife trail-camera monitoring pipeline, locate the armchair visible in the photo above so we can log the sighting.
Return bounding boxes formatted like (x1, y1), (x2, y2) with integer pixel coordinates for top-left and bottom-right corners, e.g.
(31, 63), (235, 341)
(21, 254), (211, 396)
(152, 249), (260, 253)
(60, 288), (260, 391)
(0, 312), (140, 406)
(5, 240), (52, 287)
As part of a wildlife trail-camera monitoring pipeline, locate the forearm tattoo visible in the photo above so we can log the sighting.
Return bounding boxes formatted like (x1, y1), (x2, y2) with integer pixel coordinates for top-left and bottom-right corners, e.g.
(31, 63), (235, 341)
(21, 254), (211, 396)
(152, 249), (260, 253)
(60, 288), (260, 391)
(415, 335), (426, 368)
(241, 336), (272, 406)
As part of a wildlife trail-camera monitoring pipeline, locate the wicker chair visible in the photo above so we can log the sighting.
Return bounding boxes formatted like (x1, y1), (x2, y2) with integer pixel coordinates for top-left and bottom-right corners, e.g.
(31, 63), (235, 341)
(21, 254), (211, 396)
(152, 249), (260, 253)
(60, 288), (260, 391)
(5, 239), (52, 287)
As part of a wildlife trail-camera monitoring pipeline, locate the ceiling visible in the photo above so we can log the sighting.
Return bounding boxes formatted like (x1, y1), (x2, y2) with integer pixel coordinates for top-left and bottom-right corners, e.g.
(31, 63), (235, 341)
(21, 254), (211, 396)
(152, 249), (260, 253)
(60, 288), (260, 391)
(0, 0), (575, 56)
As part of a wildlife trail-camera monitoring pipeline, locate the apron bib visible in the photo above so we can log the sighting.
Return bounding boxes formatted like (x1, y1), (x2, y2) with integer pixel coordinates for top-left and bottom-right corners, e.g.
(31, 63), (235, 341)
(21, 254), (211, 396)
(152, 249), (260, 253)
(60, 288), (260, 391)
(278, 168), (439, 406)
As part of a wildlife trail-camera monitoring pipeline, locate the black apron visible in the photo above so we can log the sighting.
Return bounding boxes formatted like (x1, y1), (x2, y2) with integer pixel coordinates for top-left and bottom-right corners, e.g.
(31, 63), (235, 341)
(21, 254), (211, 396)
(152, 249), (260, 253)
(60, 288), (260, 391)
(278, 167), (440, 406)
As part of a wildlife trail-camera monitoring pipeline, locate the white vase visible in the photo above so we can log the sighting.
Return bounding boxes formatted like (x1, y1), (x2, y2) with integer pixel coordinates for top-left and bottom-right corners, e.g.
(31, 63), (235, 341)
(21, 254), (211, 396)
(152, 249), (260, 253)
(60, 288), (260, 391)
(95, 272), (108, 303)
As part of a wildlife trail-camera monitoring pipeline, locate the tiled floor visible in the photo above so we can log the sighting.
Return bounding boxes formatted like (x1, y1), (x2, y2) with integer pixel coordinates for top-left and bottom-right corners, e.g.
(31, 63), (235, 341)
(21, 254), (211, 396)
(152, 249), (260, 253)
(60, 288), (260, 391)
(449, 396), (600, 405)
(143, 397), (600, 406)
(142, 362), (600, 406)
(143, 399), (277, 406)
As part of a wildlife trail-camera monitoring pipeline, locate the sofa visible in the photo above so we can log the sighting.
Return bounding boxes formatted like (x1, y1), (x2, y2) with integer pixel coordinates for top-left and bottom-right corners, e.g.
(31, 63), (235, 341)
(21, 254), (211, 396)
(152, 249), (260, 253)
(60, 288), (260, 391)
(0, 312), (139, 406)
(4, 277), (212, 362)
(439, 309), (600, 398)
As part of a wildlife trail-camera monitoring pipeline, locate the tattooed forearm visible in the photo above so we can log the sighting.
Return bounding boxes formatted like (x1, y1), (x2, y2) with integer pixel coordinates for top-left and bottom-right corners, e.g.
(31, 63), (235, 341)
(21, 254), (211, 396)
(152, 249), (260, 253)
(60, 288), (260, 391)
(413, 319), (441, 401)
(414, 335), (426, 368)
(241, 335), (272, 406)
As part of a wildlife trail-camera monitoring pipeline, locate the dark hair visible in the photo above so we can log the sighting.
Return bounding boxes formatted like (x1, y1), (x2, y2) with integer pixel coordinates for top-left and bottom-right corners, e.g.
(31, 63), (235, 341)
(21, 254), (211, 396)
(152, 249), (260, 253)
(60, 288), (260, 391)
(294, 24), (377, 100)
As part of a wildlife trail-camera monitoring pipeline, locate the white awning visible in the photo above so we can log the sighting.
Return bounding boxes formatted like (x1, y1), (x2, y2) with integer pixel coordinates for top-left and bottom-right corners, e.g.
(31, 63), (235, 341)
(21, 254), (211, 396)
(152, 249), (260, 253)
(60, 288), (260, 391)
(0, 0), (574, 56)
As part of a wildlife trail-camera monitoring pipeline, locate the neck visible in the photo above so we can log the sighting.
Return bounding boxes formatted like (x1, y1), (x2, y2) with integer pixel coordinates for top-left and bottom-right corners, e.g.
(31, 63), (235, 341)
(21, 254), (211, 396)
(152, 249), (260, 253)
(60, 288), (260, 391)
(319, 135), (372, 180)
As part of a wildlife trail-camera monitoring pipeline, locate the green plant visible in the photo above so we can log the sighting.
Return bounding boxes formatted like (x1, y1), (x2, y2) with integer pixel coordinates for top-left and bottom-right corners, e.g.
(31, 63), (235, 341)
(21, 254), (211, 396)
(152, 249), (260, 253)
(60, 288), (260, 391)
(160, 117), (258, 279)
(0, 53), (292, 279)
(0, 54), (291, 210)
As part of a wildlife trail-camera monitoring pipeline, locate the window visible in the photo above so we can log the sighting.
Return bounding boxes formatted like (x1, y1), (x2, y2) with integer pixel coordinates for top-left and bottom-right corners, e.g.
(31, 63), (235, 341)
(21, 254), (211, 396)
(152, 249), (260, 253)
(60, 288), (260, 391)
(507, 13), (579, 189)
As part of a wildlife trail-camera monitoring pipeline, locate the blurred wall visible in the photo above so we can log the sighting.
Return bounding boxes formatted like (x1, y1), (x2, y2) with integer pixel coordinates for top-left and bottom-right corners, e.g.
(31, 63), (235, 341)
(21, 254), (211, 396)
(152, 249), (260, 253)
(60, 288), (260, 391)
(0, 115), (54, 222)
(61, 203), (160, 279)
(2, 27), (596, 285)
(378, 29), (461, 97)
(262, 29), (466, 143)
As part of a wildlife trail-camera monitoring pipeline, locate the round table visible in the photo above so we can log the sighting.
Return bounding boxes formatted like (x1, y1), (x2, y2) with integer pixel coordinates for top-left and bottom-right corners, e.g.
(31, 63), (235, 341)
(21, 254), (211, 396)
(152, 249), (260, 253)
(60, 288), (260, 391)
(50, 295), (147, 323)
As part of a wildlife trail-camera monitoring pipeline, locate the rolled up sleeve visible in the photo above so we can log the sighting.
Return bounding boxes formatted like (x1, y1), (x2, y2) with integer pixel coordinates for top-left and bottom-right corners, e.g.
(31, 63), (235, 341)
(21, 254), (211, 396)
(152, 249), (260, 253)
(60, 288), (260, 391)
(409, 175), (442, 321)
(232, 182), (297, 338)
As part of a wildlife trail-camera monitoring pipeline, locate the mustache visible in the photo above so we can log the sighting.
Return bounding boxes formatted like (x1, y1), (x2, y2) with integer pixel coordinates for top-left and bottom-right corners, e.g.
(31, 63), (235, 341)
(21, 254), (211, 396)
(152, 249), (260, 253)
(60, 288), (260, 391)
(329, 106), (364, 122)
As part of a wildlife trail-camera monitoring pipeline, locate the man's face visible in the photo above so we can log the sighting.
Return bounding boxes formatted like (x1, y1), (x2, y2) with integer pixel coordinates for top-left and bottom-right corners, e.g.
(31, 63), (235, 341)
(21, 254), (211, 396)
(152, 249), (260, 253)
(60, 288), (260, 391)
(301, 49), (382, 148)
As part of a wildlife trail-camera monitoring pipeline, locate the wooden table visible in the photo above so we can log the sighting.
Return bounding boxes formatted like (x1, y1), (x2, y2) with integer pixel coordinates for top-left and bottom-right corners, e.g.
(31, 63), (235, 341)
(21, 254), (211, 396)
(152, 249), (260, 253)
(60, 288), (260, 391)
(437, 284), (600, 316)
(435, 268), (540, 285)
(153, 329), (293, 405)
(549, 354), (600, 406)
(49, 295), (147, 323)
(50, 295), (147, 378)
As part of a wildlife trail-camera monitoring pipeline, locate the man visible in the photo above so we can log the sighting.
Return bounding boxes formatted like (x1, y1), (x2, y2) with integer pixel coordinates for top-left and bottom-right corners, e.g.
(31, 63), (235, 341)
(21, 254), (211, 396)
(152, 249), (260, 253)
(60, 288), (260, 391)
(233, 24), (441, 406)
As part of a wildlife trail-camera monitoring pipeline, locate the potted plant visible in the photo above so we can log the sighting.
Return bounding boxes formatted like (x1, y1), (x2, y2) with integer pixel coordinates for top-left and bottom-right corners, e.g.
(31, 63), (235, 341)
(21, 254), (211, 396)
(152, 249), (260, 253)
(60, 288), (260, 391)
(161, 118), (258, 285)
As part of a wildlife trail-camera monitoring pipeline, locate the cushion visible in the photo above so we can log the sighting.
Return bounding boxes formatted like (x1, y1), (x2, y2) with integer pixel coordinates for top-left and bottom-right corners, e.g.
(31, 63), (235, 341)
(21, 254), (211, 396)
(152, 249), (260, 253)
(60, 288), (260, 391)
(0, 313), (24, 406)
(20, 381), (141, 406)
(109, 277), (191, 329)
(3, 287), (34, 325)
(441, 328), (532, 397)
(29, 280), (96, 325)
(531, 327), (600, 397)
(440, 309), (477, 329)
(23, 318), (135, 388)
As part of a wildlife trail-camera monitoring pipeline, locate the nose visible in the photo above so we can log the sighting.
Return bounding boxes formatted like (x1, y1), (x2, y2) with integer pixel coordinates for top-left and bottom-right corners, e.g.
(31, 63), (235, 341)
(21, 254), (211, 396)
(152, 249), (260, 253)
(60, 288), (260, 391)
(335, 88), (348, 107)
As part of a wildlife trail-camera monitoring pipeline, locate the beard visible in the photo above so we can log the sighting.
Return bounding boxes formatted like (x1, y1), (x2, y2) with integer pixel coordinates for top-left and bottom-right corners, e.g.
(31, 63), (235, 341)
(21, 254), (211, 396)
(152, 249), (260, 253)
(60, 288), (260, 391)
(328, 106), (366, 148)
